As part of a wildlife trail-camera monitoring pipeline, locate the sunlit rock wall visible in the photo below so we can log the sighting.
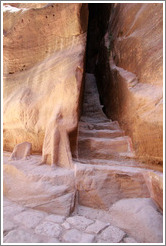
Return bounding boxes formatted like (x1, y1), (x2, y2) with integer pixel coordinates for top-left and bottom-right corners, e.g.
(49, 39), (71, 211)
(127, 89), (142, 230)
(3, 3), (88, 166)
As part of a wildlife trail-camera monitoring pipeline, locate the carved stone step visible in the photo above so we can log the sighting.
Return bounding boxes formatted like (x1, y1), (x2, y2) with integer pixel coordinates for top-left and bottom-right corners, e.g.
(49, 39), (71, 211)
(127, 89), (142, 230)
(78, 136), (134, 160)
(79, 129), (125, 139)
(79, 121), (121, 131)
(80, 116), (110, 124)
(74, 162), (150, 210)
(74, 157), (147, 169)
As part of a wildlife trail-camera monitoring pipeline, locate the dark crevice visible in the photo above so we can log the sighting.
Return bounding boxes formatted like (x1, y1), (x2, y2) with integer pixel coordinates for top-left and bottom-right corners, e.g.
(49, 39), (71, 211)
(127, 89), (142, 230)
(85, 4), (113, 118)
(86, 4), (112, 73)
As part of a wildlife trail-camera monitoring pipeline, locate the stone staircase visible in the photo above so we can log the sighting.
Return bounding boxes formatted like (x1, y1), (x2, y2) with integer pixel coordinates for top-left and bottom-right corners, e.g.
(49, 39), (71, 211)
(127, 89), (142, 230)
(74, 73), (162, 211)
(78, 73), (135, 161)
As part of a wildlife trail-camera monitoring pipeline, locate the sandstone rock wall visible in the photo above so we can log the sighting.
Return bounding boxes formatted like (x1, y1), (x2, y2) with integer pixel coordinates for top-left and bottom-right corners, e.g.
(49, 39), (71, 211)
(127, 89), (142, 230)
(95, 3), (163, 163)
(3, 3), (88, 166)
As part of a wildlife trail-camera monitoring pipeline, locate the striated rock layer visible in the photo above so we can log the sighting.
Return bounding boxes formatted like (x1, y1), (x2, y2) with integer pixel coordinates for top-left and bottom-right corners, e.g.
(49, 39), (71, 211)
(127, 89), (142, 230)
(93, 3), (163, 163)
(3, 3), (88, 167)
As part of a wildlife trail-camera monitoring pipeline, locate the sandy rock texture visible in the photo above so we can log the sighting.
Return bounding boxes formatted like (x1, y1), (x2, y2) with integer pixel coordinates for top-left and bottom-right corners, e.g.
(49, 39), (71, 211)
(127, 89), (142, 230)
(95, 3), (163, 163)
(109, 198), (163, 243)
(3, 3), (88, 167)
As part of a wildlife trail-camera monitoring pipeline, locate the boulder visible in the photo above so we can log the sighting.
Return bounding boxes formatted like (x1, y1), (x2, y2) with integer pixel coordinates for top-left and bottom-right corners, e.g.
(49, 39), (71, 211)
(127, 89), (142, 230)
(9, 142), (32, 160)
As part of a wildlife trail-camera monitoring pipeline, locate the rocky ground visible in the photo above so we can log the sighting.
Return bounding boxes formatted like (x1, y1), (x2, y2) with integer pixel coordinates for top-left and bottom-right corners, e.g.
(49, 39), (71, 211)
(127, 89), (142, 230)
(3, 196), (138, 244)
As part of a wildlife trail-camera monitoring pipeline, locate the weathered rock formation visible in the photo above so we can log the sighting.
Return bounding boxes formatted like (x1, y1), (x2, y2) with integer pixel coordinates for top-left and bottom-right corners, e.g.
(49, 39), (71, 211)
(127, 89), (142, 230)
(3, 3), (88, 167)
(87, 3), (163, 164)
(3, 3), (163, 244)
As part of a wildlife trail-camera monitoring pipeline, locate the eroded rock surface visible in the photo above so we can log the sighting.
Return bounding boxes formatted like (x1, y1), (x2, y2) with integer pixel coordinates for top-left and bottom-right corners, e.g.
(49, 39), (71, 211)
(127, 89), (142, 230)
(89, 3), (163, 163)
(3, 3), (88, 168)
(3, 3), (163, 244)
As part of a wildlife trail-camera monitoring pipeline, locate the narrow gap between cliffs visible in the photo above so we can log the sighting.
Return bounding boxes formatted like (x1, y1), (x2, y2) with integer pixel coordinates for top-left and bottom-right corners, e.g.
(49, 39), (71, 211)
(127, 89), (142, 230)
(85, 3), (113, 117)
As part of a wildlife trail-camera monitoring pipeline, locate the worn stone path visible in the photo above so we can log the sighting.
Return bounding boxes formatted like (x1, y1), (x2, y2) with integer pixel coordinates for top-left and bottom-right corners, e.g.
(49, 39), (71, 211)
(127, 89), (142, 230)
(3, 196), (138, 243)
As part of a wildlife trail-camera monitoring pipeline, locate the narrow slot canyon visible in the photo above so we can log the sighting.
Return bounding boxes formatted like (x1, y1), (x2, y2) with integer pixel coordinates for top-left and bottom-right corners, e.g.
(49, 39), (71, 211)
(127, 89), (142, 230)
(83, 3), (163, 166)
(3, 2), (163, 244)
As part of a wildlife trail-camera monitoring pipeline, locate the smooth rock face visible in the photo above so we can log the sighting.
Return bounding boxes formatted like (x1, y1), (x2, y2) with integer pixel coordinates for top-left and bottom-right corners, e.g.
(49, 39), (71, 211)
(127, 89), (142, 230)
(110, 3), (163, 85)
(3, 3), (88, 168)
(109, 198), (163, 243)
(95, 3), (163, 163)
(107, 59), (163, 163)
